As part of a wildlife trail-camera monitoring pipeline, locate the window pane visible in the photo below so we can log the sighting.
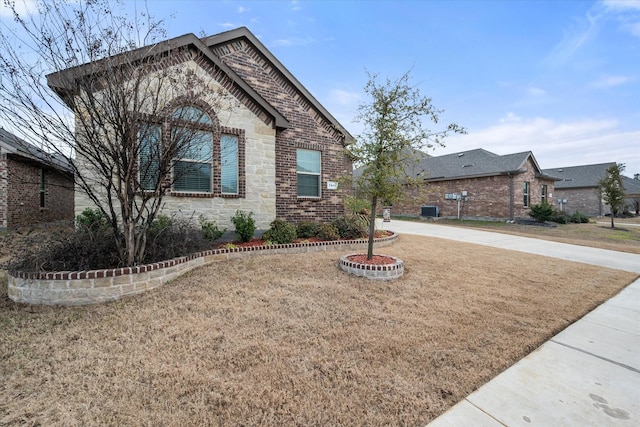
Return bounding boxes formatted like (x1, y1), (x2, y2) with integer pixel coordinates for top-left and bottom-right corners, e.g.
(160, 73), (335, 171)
(173, 161), (211, 192)
(297, 173), (320, 197)
(172, 106), (212, 124)
(221, 134), (238, 194)
(297, 149), (321, 173)
(139, 124), (162, 191)
(174, 128), (212, 161)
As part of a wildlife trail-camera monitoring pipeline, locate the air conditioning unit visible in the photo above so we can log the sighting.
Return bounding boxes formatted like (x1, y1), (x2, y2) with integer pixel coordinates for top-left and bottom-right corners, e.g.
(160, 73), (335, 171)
(421, 206), (439, 217)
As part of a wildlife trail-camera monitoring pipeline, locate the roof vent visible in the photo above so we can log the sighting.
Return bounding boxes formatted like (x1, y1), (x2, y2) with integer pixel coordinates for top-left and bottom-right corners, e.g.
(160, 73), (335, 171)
(558, 169), (564, 172)
(458, 153), (464, 157)
(462, 163), (474, 168)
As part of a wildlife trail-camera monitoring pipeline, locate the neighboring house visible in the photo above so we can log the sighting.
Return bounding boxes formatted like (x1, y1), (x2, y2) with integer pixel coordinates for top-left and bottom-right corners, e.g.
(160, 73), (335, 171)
(387, 148), (558, 220)
(541, 163), (615, 216)
(0, 128), (74, 228)
(48, 27), (354, 229)
(622, 176), (640, 215)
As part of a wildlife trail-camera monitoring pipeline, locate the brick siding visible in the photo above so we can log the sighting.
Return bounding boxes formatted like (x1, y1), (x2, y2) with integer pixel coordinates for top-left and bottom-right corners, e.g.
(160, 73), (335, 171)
(2, 155), (74, 228)
(211, 39), (351, 224)
(553, 187), (603, 216)
(393, 159), (556, 220)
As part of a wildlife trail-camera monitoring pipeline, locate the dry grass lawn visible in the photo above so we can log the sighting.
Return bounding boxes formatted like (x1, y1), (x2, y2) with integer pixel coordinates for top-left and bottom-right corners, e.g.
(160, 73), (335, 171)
(1, 234), (638, 426)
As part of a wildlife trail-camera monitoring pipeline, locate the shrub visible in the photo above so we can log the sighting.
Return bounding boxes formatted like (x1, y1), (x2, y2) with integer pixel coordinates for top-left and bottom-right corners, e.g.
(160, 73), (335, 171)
(331, 215), (367, 239)
(199, 215), (225, 241)
(75, 207), (108, 233)
(231, 210), (256, 242)
(262, 219), (297, 244)
(297, 221), (321, 238)
(529, 202), (554, 222)
(150, 214), (173, 235)
(552, 211), (569, 224)
(570, 211), (590, 224)
(316, 223), (340, 241)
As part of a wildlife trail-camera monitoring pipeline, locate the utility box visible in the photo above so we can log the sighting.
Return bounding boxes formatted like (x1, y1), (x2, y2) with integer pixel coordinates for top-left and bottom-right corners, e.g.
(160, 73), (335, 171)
(421, 206), (439, 217)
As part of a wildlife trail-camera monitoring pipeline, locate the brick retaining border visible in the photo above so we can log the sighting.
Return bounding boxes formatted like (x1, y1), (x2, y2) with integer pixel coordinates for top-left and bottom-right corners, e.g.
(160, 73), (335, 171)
(8, 232), (398, 305)
(339, 254), (404, 280)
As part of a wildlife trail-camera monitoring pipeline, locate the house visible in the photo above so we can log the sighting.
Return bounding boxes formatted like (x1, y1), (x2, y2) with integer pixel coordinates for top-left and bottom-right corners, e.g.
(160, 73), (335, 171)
(47, 27), (354, 229)
(622, 176), (640, 215)
(0, 128), (74, 228)
(388, 148), (558, 220)
(541, 163), (614, 216)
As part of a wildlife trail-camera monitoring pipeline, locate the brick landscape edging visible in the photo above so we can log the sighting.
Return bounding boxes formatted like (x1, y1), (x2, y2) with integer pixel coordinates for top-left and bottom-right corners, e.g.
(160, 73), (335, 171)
(7, 232), (398, 305)
(339, 254), (404, 280)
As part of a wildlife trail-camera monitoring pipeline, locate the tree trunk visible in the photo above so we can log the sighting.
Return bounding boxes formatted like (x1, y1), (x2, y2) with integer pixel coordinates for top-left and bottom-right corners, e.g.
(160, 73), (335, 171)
(610, 211), (615, 229)
(367, 195), (378, 260)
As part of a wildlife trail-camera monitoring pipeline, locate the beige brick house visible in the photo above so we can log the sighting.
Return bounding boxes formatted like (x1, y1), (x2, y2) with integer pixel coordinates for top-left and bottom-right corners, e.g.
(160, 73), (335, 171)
(0, 128), (74, 228)
(390, 148), (558, 220)
(48, 27), (353, 229)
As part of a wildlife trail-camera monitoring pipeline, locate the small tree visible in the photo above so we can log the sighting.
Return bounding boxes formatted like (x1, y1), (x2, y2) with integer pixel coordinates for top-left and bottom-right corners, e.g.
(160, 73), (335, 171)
(350, 70), (465, 259)
(0, 0), (235, 266)
(598, 163), (626, 228)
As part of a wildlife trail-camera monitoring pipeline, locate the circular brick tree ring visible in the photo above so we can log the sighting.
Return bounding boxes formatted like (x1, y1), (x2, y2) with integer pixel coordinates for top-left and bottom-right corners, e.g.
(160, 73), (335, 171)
(339, 253), (404, 280)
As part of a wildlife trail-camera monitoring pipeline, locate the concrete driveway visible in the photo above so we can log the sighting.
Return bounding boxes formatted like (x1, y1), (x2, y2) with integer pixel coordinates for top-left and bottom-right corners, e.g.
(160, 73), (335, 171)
(376, 220), (640, 426)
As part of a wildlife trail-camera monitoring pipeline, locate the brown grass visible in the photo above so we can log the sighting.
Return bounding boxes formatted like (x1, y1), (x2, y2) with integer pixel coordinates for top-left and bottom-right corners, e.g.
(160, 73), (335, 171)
(437, 216), (640, 254)
(1, 234), (637, 426)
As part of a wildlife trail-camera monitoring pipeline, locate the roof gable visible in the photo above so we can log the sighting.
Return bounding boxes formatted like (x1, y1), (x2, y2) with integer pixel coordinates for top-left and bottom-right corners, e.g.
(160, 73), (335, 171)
(47, 32), (290, 130)
(203, 27), (354, 145)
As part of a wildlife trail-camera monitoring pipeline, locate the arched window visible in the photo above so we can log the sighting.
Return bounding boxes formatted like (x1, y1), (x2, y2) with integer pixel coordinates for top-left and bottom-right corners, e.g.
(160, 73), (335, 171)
(138, 103), (243, 197)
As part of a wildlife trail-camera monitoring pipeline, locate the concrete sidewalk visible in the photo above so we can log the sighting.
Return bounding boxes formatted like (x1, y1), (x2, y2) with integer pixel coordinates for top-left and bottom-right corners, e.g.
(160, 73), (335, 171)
(375, 220), (640, 426)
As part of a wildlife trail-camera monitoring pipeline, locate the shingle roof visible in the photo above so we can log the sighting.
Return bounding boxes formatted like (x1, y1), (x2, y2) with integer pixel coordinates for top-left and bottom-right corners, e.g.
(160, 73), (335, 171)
(0, 128), (73, 173)
(542, 163), (615, 189)
(622, 176), (640, 196)
(415, 148), (551, 181)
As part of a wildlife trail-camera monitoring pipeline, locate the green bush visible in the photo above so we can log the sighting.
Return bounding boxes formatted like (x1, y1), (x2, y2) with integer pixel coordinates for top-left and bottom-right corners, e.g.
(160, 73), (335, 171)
(199, 215), (225, 241)
(570, 211), (590, 223)
(296, 221), (321, 238)
(231, 210), (256, 242)
(529, 202), (554, 222)
(331, 215), (367, 239)
(316, 223), (340, 241)
(552, 211), (569, 224)
(262, 219), (297, 244)
(75, 208), (108, 233)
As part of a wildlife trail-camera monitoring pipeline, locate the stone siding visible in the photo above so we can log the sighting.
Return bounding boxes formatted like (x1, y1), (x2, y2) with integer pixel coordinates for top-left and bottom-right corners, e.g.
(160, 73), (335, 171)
(2, 154), (74, 228)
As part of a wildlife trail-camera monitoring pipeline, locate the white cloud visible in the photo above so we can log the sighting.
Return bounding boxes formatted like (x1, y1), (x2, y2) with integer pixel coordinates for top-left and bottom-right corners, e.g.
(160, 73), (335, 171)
(218, 22), (236, 29)
(544, 12), (599, 66)
(237, 6), (250, 14)
(590, 74), (634, 88)
(527, 86), (547, 97)
(603, 0), (640, 11)
(441, 114), (640, 175)
(328, 89), (360, 106)
(271, 36), (314, 47)
(0, 0), (38, 17)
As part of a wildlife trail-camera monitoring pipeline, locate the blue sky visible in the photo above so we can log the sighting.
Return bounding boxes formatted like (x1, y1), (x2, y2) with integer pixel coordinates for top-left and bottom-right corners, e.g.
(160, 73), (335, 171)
(3, 0), (639, 176)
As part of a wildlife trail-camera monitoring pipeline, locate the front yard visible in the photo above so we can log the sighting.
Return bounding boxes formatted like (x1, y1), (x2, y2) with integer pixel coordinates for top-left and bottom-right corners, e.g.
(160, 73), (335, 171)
(1, 234), (637, 426)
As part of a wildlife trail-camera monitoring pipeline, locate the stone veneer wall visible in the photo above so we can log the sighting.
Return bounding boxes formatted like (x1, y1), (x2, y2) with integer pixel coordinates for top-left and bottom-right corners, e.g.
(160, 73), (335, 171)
(8, 232), (398, 306)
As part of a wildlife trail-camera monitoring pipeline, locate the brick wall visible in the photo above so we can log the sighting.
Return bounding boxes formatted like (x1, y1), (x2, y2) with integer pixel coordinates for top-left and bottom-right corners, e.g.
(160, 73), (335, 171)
(553, 187), (603, 216)
(4, 155), (74, 228)
(0, 154), (7, 228)
(212, 39), (351, 224)
(393, 159), (556, 220)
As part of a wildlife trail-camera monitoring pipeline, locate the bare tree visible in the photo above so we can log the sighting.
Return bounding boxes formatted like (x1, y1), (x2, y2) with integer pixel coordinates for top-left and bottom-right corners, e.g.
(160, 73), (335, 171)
(0, 0), (235, 266)
(349, 70), (465, 259)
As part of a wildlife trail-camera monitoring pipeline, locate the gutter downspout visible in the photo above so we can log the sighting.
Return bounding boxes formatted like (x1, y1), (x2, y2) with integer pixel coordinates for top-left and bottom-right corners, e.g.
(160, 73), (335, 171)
(508, 173), (514, 220)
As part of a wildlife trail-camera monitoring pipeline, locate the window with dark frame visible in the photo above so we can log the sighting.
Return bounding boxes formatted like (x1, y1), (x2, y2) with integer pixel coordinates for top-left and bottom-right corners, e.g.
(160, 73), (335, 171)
(39, 168), (46, 208)
(541, 184), (547, 203)
(523, 181), (530, 207)
(296, 148), (321, 198)
(138, 104), (241, 196)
